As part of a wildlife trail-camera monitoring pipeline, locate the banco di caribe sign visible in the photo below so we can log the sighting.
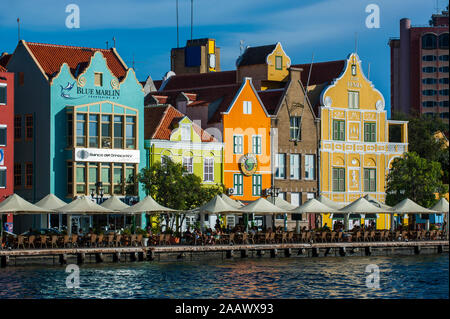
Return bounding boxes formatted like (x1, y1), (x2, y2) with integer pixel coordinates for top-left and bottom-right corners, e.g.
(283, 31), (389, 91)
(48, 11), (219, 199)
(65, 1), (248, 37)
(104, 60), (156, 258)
(239, 153), (258, 176)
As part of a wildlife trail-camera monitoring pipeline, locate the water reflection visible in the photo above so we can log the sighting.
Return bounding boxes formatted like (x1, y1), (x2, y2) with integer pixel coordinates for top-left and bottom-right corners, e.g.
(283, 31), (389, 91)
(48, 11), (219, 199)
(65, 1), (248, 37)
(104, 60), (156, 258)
(0, 255), (448, 299)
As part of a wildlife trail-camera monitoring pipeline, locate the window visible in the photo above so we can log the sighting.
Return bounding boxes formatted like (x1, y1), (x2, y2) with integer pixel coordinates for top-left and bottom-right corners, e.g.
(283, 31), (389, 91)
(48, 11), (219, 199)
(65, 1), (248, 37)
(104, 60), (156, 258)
(422, 90), (437, 96)
(182, 157), (193, 174)
(14, 115), (21, 140)
(101, 115), (111, 148)
(289, 116), (301, 140)
(25, 162), (33, 188)
(364, 168), (376, 192)
(0, 85), (6, 105)
(422, 55), (437, 61)
(440, 112), (449, 119)
(204, 158), (214, 182)
(0, 168), (6, 188)
(243, 101), (252, 114)
(351, 64), (357, 76)
(290, 192), (301, 207)
(0, 126), (6, 146)
(364, 122), (376, 142)
(423, 101), (437, 108)
(233, 135), (243, 154)
(440, 89), (449, 96)
(439, 33), (449, 49)
(439, 101), (449, 107)
(439, 78), (449, 84)
(275, 56), (283, 70)
(125, 116), (136, 148)
(252, 174), (262, 196)
(439, 66), (449, 73)
(275, 153), (286, 179)
(332, 168), (345, 192)
(290, 154), (300, 180)
(422, 34), (437, 49)
(25, 114), (33, 140)
(113, 164), (123, 194)
(76, 113), (86, 146)
(304, 154), (315, 180)
(14, 163), (21, 188)
(422, 67), (437, 73)
(422, 78), (437, 84)
(181, 124), (191, 141)
(88, 162), (98, 194)
(94, 72), (103, 86)
(233, 174), (243, 195)
(89, 114), (99, 148)
(348, 91), (359, 109)
(333, 120), (345, 141)
(125, 164), (137, 195)
(439, 55), (449, 61)
(67, 113), (73, 147)
(113, 116), (123, 148)
(76, 162), (86, 194)
(161, 155), (170, 167)
(252, 135), (261, 154)
(101, 163), (111, 194)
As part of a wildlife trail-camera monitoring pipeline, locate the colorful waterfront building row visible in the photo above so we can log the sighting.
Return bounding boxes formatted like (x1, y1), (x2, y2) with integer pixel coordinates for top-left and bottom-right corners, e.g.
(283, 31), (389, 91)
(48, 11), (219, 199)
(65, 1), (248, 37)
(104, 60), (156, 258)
(1, 38), (409, 233)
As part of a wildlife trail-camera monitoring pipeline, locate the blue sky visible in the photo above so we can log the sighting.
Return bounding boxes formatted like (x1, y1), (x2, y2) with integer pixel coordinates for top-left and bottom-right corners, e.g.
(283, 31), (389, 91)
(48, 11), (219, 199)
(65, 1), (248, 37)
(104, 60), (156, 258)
(0, 0), (446, 117)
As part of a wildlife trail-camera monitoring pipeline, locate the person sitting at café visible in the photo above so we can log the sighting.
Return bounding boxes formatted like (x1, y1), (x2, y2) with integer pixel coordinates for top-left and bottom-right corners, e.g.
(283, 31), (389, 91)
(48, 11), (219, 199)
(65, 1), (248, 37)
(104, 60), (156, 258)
(322, 223), (330, 231)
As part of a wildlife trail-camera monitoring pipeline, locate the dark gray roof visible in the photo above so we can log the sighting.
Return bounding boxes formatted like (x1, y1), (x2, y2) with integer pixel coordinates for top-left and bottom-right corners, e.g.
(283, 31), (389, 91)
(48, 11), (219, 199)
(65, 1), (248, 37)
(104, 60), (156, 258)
(236, 44), (277, 67)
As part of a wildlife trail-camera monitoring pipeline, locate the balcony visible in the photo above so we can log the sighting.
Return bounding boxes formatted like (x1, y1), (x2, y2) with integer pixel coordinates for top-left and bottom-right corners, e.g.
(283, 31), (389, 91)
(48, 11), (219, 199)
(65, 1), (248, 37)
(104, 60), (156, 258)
(387, 143), (407, 153)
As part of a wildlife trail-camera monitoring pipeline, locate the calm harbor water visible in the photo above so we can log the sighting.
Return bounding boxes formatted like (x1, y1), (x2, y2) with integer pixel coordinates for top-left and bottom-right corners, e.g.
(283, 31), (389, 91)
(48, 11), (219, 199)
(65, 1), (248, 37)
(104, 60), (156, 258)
(0, 254), (448, 299)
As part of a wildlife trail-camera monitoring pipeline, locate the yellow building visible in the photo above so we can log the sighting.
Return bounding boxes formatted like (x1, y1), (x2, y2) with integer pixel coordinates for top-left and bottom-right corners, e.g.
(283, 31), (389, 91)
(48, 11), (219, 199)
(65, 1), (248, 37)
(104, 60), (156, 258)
(319, 53), (408, 230)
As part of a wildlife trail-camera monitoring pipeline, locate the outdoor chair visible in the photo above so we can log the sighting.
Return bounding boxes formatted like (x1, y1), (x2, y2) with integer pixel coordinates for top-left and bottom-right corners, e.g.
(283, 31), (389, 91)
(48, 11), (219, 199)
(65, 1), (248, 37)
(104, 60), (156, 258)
(430, 230), (437, 240)
(158, 234), (165, 245)
(39, 235), (48, 248)
(287, 232), (294, 243)
(89, 234), (97, 247)
(363, 232), (369, 242)
(61, 235), (70, 248)
(300, 232), (307, 243)
(106, 234), (114, 247)
(337, 232), (343, 242)
(320, 232), (327, 243)
(269, 232), (276, 244)
(401, 231), (408, 241)
(306, 232), (312, 243)
(50, 235), (58, 248)
(330, 232), (337, 243)
(16, 235), (25, 249)
(114, 234), (122, 247)
(369, 231), (376, 241)
(27, 235), (36, 249)
(354, 232), (362, 242)
(164, 234), (172, 245)
(130, 234), (137, 247)
(228, 233), (235, 245)
(70, 234), (78, 247)
(136, 234), (143, 246)
(263, 232), (270, 244)
(394, 231), (401, 241)
(241, 233), (248, 244)
(248, 233), (256, 244)
(97, 234), (104, 247)
(436, 230), (442, 240)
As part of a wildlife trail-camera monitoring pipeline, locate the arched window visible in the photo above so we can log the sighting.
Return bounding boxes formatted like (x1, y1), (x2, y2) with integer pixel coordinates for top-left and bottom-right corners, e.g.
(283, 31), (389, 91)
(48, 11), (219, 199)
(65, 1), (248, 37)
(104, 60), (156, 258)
(422, 34), (437, 49)
(439, 33), (449, 49)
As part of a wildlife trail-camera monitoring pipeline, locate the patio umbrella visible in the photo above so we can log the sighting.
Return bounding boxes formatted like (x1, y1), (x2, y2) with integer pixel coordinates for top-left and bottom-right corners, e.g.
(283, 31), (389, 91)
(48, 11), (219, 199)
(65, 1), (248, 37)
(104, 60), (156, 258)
(266, 196), (297, 210)
(120, 195), (176, 214)
(197, 195), (242, 215)
(35, 193), (68, 230)
(290, 198), (338, 233)
(239, 198), (286, 215)
(363, 194), (393, 211)
(100, 195), (131, 231)
(220, 194), (244, 209)
(392, 198), (438, 231)
(430, 198), (449, 235)
(339, 197), (385, 231)
(316, 195), (345, 209)
(0, 194), (54, 237)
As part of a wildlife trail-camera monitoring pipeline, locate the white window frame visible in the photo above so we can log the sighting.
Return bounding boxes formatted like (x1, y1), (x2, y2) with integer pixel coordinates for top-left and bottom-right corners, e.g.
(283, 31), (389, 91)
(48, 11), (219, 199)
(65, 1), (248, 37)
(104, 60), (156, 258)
(252, 135), (262, 155)
(233, 134), (243, 154)
(0, 125), (6, 147)
(304, 154), (315, 180)
(275, 153), (286, 179)
(290, 192), (301, 207)
(243, 101), (252, 114)
(0, 83), (7, 106)
(203, 157), (214, 182)
(181, 124), (191, 141)
(290, 154), (300, 180)
(348, 91), (359, 109)
(182, 156), (193, 174)
(0, 167), (6, 188)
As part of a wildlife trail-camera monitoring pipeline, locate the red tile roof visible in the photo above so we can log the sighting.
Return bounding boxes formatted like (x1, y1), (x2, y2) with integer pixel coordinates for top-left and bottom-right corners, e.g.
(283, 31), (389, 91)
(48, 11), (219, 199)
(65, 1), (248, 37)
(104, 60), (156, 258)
(145, 105), (217, 142)
(160, 70), (236, 91)
(0, 53), (11, 69)
(0, 65), (6, 72)
(24, 41), (128, 80)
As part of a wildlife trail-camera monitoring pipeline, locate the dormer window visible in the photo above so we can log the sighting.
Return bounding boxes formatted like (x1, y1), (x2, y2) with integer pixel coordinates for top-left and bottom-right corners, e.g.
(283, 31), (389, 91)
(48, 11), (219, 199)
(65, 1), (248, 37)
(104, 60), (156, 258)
(275, 56), (283, 70)
(181, 124), (191, 141)
(351, 64), (357, 76)
(94, 72), (103, 86)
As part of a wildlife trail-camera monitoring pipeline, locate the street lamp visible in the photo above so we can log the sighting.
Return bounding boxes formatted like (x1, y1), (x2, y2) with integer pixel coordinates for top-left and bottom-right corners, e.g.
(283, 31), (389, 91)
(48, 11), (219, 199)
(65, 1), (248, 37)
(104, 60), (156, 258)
(90, 181), (104, 204)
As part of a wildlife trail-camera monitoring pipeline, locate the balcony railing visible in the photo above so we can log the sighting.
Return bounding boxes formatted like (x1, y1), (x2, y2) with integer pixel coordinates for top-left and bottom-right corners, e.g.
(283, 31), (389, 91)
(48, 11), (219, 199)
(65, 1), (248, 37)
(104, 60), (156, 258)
(387, 143), (407, 153)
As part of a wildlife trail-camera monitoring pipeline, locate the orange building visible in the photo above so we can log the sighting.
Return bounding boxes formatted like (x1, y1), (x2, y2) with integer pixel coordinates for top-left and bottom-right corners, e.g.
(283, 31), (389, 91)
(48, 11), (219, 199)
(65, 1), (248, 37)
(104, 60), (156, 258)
(221, 77), (272, 202)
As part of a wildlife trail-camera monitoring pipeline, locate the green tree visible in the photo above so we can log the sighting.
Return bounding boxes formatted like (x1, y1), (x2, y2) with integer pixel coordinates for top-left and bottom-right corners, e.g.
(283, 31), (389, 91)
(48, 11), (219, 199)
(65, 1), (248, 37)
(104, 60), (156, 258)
(385, 152), (448, 208)
(137, 158), (224, 232)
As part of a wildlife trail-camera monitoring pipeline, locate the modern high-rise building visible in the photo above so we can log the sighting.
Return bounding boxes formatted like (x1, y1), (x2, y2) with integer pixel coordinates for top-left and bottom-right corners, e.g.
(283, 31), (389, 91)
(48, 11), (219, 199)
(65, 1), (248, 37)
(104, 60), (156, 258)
(388, 7), (449, 118)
